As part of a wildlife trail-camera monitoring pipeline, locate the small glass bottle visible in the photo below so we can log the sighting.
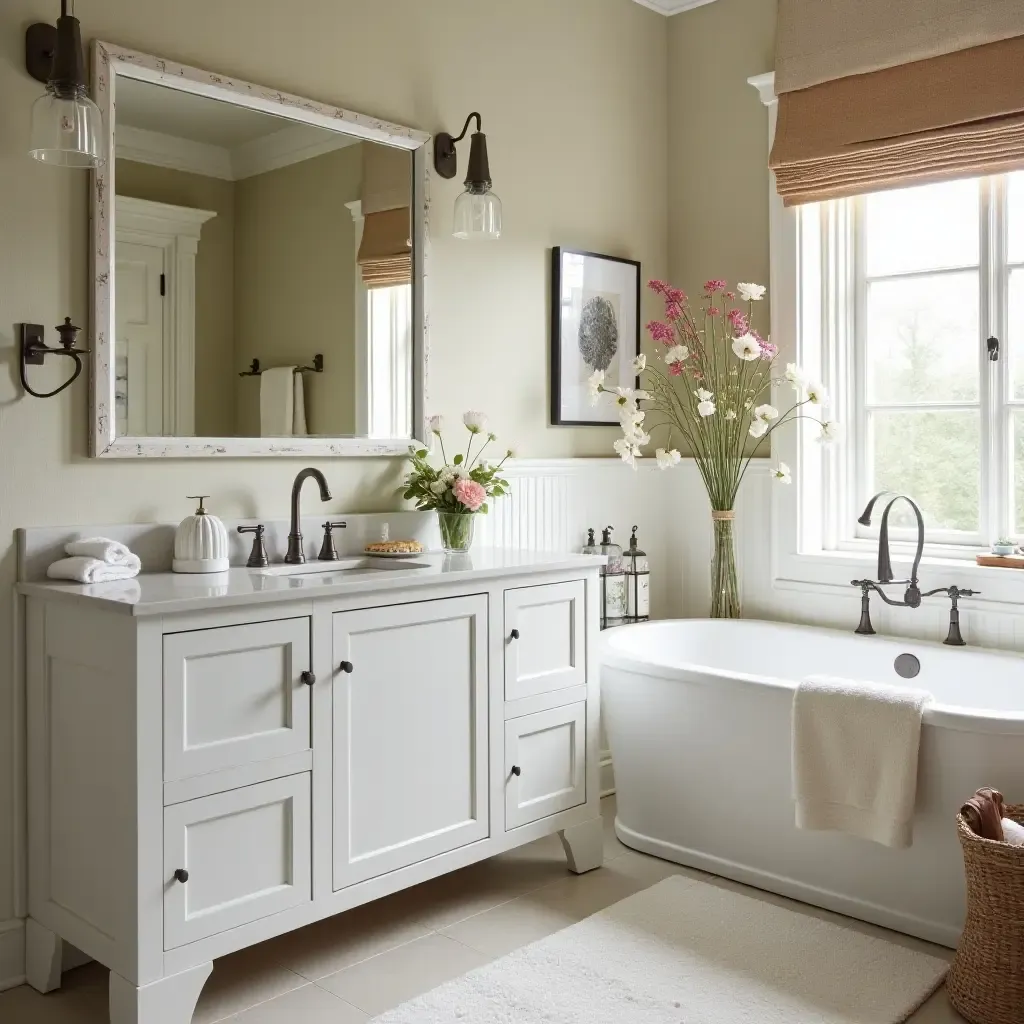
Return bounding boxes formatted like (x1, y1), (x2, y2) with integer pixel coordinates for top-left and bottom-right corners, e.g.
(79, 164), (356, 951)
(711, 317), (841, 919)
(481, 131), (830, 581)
(599, 526), (627, 628)
(624, 525), (650, 622)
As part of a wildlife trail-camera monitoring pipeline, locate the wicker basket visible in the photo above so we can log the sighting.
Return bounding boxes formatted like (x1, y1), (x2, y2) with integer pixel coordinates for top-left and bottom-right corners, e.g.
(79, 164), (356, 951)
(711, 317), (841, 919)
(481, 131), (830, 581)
(947, 804), (1024, 1024)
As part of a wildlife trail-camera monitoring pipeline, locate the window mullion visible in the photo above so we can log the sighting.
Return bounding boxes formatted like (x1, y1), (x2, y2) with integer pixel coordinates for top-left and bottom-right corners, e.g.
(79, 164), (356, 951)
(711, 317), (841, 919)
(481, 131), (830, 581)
(985, 176), (1010, 539)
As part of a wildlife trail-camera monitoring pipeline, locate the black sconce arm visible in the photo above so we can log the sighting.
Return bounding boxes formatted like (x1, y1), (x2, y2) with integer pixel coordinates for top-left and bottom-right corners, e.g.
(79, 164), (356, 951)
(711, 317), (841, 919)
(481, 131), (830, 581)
(434, 112), (485, 181)
(19, 318), (90, 399)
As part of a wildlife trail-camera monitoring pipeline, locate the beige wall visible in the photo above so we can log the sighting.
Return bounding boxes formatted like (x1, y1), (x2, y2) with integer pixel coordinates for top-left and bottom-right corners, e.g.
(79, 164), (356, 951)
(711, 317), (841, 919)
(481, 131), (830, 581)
(114, 159), (237, 436)
(0, 0), (668, 928)
(234, 145), (363, 437)
(668, 0), (776, 330)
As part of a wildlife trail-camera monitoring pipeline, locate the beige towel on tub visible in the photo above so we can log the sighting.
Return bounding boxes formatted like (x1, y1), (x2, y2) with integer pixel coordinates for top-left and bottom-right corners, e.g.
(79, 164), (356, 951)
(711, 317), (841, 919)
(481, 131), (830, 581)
(260, 366), (295, 436)
(792, 674), (932, 848)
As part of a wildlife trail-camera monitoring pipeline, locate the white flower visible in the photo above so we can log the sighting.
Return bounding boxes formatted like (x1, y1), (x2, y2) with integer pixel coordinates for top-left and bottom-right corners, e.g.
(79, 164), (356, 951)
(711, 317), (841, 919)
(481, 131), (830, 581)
(426, 414), (444, 435)
(695, 388), (714, 402)
(771, 461), (792, 484)
(664, 345), (688, 365)
(817, 420), (843, 444)
(748, 418), (769, 438)
(753, 404), (779, 423)
(724, 409), (738, 421)
(632, 354), (647, 373)
(613, 437), (642, 467)
(805, 380), (828, 406)
(785, 363), (807, 390)
(429, 480), (448, 495)
(697, 400), (716, 417)
(463, 410), (488, 434)
(587, 369), (605, 406)
(655, 448), (682, 470)
(732, 333), (761, 361)
(439, 467), (456, 484)
(737, 282), (766, 302)
(620, 408), (645, 432)
(505, 446), (517, 459)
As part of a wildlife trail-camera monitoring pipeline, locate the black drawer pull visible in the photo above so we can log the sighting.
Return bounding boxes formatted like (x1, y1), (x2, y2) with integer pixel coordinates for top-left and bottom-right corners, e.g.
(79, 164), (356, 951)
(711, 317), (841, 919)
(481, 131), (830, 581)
(339, 660), (354, 673)
(510, 765), (521, 777)
(301, 670), (316, 686)
(510, 629), (520, 640)
(174, 868), (189, 884)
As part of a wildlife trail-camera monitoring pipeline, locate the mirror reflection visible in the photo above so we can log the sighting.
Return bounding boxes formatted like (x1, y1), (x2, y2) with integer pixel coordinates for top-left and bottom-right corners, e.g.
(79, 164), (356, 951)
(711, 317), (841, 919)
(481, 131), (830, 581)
(111, 76), (414, 440)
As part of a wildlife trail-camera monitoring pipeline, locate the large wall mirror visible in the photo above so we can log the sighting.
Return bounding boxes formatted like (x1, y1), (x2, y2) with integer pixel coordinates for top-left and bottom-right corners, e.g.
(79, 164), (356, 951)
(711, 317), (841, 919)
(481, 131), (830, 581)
(91, 42), (429, 457)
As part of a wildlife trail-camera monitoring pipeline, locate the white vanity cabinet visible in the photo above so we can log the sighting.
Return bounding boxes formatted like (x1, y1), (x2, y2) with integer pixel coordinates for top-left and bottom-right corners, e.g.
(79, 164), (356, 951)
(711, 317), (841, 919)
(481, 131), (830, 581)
(19, 552), (605, 1024)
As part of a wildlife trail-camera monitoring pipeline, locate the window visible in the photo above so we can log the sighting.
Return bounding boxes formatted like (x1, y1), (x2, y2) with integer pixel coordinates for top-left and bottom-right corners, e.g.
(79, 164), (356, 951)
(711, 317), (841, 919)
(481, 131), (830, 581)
(366, 283), (412, 439)
(802, 171), (1024, 548)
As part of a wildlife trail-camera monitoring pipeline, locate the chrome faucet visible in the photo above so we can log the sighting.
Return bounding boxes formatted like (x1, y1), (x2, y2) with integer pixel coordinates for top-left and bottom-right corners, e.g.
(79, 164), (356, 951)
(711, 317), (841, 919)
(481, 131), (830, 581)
(286, 468), (332, 564)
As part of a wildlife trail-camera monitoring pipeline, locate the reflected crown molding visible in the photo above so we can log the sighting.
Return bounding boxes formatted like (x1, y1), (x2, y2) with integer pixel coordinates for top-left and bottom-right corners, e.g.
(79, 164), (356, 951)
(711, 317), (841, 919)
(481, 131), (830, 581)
(115, 122), (359, 181)
(632, 0), (719, 14)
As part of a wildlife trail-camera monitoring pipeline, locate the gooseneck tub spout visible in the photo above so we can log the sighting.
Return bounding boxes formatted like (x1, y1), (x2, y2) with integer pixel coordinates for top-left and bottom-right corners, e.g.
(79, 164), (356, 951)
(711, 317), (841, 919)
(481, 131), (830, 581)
(858, 491), (926, 608)
(285, 468), (332, 564)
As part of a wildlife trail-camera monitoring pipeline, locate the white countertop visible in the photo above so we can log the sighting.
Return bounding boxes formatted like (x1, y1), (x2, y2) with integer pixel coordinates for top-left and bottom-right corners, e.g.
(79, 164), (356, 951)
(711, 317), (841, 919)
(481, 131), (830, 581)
(17, 548), (606, 617)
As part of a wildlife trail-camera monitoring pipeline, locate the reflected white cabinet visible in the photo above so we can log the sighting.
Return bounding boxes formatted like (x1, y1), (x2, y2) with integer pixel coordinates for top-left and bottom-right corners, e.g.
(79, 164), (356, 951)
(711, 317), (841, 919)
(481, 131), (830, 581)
(23, 563), (603, 1024)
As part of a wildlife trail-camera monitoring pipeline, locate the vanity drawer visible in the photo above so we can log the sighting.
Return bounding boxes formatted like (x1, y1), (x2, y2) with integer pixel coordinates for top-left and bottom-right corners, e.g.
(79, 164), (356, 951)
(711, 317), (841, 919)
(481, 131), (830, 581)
(163, 618), (312, 781)
(504, 581), (585, 701)
(164, 773), (311, 949)
(504, 703), (586, 830)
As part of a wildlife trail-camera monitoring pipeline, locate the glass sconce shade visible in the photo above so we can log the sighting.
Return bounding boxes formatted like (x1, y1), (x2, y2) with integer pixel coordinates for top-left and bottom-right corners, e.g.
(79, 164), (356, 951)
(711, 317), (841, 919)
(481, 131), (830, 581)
(453, 188), (502, 241)
(30, 84), (103, 167)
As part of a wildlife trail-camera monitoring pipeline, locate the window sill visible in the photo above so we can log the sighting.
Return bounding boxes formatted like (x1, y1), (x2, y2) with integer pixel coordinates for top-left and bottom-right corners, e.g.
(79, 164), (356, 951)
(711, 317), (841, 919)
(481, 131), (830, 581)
(775, 548), (1024, 610)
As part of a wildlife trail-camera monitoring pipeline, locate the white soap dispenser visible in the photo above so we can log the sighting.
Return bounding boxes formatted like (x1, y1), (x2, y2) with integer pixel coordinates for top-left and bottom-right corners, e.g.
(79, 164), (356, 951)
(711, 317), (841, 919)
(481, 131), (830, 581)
(173, 496), (230, 573)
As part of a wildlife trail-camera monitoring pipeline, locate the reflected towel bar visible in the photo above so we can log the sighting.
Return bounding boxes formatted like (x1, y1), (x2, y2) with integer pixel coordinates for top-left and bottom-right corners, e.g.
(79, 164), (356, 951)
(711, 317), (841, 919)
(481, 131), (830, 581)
(239, 353), (324, 377)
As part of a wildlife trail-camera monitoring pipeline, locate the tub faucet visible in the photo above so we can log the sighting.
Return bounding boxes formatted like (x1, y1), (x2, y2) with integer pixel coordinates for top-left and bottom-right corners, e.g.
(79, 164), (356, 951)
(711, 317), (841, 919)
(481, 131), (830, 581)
(853, 491), (925, 608)
(286, 468), (332, 564)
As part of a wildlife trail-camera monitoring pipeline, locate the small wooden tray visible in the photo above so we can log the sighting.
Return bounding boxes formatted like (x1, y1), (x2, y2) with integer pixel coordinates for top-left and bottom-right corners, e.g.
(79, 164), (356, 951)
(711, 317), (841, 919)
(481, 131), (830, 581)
(976, 553), (1024, 569)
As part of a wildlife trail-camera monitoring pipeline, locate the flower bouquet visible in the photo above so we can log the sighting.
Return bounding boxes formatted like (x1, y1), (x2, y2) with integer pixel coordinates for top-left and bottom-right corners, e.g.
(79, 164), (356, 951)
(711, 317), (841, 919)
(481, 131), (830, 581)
(404, 412), (514, 552)
(591, 278), (838, 617)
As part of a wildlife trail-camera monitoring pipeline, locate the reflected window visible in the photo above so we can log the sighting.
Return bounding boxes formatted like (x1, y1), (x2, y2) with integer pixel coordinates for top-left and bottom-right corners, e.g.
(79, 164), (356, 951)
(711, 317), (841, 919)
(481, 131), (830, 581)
(367, 284), (412, 438)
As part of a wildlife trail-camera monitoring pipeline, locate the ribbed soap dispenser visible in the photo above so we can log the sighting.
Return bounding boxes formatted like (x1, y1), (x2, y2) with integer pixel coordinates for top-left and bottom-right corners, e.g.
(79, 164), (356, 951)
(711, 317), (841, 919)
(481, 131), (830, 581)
(173, 496), (230, 573)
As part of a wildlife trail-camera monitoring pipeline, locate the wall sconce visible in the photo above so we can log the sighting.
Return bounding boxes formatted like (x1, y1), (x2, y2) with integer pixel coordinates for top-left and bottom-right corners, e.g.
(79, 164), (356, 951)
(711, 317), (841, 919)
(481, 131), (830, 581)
(433, 112), (502, 240)
(19, 318), (90, 398)
(25, 0), (103, 168)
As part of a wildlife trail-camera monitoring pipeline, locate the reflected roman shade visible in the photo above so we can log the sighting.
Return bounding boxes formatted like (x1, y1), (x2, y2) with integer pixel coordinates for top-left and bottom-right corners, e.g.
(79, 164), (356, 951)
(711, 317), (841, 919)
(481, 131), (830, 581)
(358, 144), (412, 288)
(770, 0), (1024, 206)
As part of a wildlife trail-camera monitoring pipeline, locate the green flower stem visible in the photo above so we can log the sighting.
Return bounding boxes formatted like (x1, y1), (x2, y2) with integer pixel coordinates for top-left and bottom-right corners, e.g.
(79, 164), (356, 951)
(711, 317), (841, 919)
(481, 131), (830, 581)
(711, 516), (741, 619)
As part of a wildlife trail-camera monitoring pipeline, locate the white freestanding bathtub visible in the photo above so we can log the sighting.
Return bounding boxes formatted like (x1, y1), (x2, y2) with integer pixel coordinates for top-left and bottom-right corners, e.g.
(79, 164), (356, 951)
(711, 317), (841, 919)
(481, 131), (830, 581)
(601, 619), (1024, 947)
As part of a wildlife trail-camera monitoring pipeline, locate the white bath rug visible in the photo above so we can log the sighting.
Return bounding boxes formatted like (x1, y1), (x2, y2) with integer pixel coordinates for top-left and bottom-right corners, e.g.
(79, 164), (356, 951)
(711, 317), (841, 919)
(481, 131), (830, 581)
(373, 875), (948, 1023)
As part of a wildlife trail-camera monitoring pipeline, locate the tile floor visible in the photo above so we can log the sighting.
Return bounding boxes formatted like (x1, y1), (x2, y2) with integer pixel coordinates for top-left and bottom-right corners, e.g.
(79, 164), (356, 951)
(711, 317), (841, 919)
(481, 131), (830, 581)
(0, 797), (965, 1022)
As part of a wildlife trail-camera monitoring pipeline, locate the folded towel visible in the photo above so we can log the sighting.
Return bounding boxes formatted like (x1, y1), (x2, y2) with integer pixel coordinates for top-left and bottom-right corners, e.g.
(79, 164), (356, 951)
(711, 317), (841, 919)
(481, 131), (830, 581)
(47, 556), (141, 584)
(961, 788), (1006, 841)
(793, 674), (932, 848)
(1001, 818), (1024, 846)
(64, 536), (139, 567)
(260, 366), (296, 436)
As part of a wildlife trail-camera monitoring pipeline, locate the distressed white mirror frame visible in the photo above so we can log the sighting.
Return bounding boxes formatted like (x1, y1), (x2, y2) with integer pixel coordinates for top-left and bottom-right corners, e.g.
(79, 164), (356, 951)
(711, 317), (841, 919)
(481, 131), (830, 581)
(90, 40), (431, 458)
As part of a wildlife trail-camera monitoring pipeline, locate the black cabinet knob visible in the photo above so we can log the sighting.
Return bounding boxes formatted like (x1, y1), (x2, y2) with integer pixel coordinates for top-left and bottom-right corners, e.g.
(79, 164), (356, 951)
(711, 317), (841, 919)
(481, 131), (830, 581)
(339, 660), (354, 673)
(301, 670), (316, 686)
(510, 765), (521, 777)
(174, 868), (189, 883)
(510, 629), (520, 640)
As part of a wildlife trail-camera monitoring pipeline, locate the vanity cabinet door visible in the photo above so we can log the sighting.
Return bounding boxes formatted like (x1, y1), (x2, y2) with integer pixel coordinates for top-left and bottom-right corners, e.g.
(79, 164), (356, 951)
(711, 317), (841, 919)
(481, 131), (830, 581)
(163, 773), (311, 949)
(504, 581), (585, 701)
(332, 596), (489, 890)
(164, 618), (312, 781)
(505, 703), (586, 830)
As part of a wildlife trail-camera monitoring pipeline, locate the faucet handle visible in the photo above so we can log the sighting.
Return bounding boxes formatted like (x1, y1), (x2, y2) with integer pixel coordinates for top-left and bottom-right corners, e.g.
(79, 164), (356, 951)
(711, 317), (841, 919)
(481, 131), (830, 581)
(237, 524), (269, 568)
(318, 521), (347, 562)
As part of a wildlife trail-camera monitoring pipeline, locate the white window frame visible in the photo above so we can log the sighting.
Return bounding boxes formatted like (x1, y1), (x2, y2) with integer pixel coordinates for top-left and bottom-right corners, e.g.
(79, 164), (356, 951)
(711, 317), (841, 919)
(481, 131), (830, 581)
(749, 71), (1024, 605)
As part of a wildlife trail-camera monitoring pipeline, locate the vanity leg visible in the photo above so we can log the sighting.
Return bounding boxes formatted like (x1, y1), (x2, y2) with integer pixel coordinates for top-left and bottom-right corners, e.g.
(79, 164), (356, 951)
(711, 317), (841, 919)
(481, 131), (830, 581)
(109, 962), (213, 1024)
(559, 817), (604, 874)
(25, 918), (63, 993)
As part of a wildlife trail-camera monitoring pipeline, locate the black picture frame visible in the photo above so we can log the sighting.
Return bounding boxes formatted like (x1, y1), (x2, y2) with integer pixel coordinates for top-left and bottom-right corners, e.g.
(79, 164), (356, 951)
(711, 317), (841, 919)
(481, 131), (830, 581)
(550, 247), (641, 426)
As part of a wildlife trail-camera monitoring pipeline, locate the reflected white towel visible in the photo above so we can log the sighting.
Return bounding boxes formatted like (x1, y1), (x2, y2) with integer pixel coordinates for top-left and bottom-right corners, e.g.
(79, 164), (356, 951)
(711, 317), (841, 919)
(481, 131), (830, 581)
(260, 367), (295, 436)
(47, 556), (141, 584)
(793, 674), (932, 849)
(65, 536), (137, 565)
(293, 370), (308, 436)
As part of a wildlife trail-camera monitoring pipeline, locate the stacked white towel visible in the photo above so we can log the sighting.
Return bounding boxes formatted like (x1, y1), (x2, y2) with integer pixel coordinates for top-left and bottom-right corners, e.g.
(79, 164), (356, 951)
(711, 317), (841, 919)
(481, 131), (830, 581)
(792, 674), (933, 849)
(47, 536), (141, 583)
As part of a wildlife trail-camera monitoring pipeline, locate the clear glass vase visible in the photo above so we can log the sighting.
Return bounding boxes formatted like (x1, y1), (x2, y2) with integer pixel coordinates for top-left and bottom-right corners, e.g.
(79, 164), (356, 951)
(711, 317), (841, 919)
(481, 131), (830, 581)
(710, 511), (741, 619)
(437, 511), (476, 553)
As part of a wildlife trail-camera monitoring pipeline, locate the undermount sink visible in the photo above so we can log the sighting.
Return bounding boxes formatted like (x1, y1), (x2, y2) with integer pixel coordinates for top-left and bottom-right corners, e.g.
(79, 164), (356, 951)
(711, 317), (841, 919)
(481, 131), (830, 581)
(254, 557), (430, 578)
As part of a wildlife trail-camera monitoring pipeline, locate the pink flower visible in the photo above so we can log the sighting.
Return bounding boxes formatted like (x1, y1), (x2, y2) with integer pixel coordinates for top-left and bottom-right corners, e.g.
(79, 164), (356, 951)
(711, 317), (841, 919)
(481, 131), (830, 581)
(707, 306), (721, 318)
(453, 477), (487, 512)
(724, 291), (735, 300)
(665, 286), (687, 305)
(647, 320), (675, 345)
(726, 309), (749, 334)
(648, 279), (668, 296)
(665, 302), (683, 322)
(668, 362), (683, 376)
(704, 279), (727, 294)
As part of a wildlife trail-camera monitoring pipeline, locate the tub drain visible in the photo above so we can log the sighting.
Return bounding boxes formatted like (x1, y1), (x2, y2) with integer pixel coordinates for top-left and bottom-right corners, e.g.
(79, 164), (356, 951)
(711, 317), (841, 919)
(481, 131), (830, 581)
(894, 653), (921, 679)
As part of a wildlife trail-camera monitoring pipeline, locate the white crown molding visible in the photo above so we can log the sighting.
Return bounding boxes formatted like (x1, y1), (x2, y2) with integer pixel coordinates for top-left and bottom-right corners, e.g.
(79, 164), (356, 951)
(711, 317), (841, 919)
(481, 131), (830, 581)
(632, 0), (720, 15)
(747, 71), (777, 107)
(116, 123), (358, 181)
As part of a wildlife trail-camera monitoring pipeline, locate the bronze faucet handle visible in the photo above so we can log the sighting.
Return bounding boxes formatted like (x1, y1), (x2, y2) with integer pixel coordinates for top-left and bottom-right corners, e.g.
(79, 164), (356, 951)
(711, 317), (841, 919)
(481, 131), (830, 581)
(318, 521), (348, 562)
(237, 524), (269, 568)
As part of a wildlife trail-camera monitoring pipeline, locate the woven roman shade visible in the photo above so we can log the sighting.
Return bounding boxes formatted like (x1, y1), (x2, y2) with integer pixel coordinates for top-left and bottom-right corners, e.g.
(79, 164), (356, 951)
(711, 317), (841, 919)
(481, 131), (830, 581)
(770, 0), (1024, 206)
(357, 207), (411, 289)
